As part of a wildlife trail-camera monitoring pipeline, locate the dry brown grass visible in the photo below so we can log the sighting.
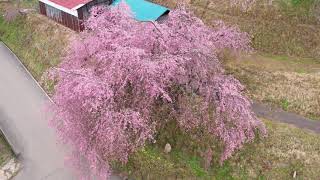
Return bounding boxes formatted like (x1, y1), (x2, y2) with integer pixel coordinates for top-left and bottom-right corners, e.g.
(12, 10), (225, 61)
(229, 119), (320, 179)
(225, 54), (320, 120)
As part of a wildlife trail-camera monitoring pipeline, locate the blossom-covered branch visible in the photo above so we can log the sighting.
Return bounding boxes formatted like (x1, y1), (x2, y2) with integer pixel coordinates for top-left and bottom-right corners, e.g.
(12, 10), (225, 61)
(47, 3), (266, 179)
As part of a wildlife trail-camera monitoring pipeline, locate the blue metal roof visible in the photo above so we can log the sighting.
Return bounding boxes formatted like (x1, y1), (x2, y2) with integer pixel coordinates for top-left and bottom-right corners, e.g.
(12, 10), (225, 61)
(112, 0), (169, 21)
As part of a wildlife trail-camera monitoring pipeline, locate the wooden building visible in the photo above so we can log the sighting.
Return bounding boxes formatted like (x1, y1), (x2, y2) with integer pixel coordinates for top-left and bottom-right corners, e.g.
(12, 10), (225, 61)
(38, 0), (112, 31)
(39, 0), (169, 31)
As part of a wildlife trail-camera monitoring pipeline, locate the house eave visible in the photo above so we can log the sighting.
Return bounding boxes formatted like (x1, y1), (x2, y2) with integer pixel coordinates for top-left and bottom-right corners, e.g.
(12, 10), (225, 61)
(39, 0), (79, 17)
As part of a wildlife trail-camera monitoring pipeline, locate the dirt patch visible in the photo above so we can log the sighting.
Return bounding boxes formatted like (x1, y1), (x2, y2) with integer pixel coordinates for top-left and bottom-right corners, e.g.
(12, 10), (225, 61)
(3, 6), (20, 22)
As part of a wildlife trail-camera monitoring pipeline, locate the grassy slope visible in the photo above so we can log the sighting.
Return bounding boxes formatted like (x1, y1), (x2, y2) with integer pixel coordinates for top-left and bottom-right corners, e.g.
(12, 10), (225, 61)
(225, 54), (320, 120)
(116, 119), (320, 179)
(0, 3), (73, 81)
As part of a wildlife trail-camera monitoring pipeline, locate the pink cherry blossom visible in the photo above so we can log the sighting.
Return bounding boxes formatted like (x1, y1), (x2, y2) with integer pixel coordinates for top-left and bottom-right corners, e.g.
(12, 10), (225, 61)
(47, 4), (266, 179)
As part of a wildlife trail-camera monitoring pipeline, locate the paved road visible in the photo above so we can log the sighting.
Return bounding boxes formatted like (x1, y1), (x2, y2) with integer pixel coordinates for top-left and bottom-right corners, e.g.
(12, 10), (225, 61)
(0, 42), (75, 179)
(253, 102), (320, 134)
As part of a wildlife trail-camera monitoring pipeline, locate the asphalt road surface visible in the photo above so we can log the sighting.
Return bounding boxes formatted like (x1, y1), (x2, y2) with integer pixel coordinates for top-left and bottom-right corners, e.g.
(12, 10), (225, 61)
(0, 42), (75, 180)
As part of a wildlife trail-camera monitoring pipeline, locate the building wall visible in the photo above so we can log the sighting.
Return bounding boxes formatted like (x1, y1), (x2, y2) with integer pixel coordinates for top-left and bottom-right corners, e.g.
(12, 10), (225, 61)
(78, 0), (112, 20)
(39, 1), (82, 31)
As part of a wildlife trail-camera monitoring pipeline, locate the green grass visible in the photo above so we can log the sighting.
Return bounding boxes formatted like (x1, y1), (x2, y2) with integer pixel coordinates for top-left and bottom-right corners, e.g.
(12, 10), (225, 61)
(114, 146), (229, 179)
(276, 0), (320, 27)
(0, 15), (46, 80)
(0, 3), (72, 89)
(20, 0), (38, 8)
(0, 16), (28, 47)
(280, 99), (290, 111)
(115, 119), (320, 179)
(0, 134), (13, 167)
(0, 14), (62, 80)
(279, 0), (318, 11)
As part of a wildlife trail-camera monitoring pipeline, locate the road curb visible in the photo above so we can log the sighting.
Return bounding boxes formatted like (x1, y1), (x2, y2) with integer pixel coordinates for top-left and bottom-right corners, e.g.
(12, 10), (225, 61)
(0, 41), (54, 157)
(0, 129), (20, 161)
(0, 41), (54, 103)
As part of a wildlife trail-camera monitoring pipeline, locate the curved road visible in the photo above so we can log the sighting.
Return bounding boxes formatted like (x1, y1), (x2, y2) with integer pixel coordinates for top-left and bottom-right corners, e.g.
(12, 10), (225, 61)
(0, 42), (75, 179)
